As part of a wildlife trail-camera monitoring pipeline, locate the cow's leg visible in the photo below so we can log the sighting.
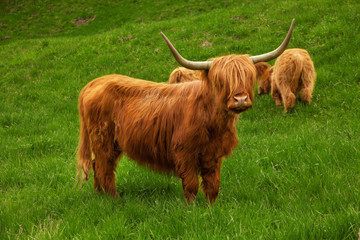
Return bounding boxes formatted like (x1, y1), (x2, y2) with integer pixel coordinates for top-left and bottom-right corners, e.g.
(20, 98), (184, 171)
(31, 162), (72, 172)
(90, 125), (122, 199)
(300, 64), (315, 104)
(271, 81), (282, 107)
(300, 87), (312, 104)
(92, 148), (122, 199)
(180, 170), (199, 204)
(282, 90), (296, 112)
(92, 159), (101, 192)
(200, 159), (222, 204)
(174, 153), (199, 203)
(277, 80), (296, 112)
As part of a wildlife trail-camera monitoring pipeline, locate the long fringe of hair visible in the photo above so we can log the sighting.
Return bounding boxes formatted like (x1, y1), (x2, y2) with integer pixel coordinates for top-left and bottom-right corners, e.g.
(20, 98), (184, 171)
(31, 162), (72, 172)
(206, 55), (256, 102)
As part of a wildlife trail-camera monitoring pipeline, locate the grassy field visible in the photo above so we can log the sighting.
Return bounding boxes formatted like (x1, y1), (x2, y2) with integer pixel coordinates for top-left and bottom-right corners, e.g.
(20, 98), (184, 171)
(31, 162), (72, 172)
(1, 0), (360, 239)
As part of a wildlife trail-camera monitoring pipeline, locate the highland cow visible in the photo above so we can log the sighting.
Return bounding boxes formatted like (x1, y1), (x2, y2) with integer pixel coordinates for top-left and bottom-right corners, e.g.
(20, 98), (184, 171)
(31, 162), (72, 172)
(256, 48), (316, 112)
(76, 20), (294, 203)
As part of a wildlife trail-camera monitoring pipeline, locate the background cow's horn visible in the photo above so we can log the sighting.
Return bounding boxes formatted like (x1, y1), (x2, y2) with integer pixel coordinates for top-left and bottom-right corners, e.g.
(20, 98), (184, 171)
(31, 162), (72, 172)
(161, 32), (212, 70)
(250, 19), (295, 64)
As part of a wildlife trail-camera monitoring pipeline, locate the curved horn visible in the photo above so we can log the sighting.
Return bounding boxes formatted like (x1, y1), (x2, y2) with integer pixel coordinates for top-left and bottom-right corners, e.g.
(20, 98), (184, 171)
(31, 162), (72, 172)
(250, 19), (295, 64)
(161, 32), (212, 70)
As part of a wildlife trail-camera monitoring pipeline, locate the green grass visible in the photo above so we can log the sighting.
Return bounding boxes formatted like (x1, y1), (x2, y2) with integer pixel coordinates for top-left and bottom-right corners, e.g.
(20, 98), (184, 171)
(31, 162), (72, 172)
(1, 0), (360, 239)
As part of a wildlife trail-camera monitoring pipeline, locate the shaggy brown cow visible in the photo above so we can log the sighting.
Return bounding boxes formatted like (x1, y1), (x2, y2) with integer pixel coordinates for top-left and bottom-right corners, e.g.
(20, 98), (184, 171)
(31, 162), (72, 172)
(256, 48), (316, 112)
(77, 20), (294, 203)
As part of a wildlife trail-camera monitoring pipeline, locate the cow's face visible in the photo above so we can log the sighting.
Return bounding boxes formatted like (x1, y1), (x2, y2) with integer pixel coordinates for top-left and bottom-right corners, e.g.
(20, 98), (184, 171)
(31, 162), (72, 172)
(258, 76), (271, 95)
(204, 55), (256, 114)
(256, 64), (272, 95)
(257, 68), (272, 95)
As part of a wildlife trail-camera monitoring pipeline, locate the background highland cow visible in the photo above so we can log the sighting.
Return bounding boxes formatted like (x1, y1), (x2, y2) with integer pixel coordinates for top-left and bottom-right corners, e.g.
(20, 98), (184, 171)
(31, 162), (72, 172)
(255, 62), (272, 95)
(255, 48), (316, 112)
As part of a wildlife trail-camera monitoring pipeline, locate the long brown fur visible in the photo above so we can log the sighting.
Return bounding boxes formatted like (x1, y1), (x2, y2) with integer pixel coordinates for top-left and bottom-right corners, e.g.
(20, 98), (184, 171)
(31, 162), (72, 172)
(255, 48), (316, 112)
(77, 54), (256, 203)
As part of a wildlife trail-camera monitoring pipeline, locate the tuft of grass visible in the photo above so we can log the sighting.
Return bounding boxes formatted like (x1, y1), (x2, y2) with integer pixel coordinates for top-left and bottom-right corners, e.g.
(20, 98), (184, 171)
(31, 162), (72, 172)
(1, 0), (360, 239)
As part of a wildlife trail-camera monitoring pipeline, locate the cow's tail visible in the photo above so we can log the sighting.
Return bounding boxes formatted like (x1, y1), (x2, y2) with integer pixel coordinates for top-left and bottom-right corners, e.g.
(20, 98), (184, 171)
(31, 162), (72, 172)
(76, 102), (92, 186)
